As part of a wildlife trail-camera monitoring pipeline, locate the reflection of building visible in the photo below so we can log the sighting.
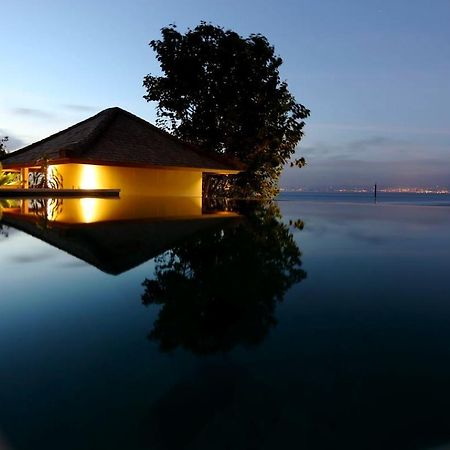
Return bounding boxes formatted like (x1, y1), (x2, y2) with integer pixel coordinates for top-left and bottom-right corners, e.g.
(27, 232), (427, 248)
(0, 107), (242, 196)
(0, 196), (240, 275)
(6, 196), (205, 223)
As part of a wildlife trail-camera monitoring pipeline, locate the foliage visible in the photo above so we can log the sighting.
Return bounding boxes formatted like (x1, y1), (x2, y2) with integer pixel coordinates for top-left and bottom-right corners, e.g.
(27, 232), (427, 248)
(141, 201), (306, 354)
(29, 156), (63, 189)
(0, 163), (20, 187)
(0, 171), (18, 187)
(0, 136), (7, 157)
(0, 138), (17, 186)
(143, 23), (310, 198)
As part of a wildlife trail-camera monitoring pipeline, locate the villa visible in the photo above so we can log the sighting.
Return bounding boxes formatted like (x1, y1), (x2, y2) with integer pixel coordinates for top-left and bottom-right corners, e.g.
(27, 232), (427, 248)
(0, 107), (242, 196)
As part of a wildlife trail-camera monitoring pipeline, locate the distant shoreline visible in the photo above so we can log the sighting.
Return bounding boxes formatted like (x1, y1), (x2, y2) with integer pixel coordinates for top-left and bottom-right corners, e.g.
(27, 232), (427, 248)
(277, 191), (450, 206)
(280, 190), (449, 195)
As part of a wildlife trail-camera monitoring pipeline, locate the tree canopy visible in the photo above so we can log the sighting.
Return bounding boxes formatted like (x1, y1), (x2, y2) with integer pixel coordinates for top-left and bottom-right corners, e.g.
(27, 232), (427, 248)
(0, 137), (17, 187)
(143, 23), (310, 198)
(0, 137), (8, 157)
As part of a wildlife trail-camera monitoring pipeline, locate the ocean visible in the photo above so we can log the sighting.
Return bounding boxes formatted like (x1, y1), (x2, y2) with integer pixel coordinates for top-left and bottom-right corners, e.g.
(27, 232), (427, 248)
(278, 191), (450, 206)
(1, 194), (450, 449)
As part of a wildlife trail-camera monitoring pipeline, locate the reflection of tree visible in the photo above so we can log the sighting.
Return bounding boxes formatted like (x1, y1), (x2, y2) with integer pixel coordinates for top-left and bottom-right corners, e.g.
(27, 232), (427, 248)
(29, 198), (63, 228)
(142, 202), (306, 354)
(0, 200), (11, 238)
(0, 224), (8, 239)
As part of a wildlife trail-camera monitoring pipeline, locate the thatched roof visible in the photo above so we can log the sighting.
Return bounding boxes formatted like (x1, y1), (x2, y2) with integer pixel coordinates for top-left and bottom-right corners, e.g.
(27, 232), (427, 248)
(0, 107), (242, 173)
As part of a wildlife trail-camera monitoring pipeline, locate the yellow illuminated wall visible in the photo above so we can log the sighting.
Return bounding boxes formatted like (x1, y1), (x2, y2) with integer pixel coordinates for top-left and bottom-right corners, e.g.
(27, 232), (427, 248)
(51, 163), (203, 197)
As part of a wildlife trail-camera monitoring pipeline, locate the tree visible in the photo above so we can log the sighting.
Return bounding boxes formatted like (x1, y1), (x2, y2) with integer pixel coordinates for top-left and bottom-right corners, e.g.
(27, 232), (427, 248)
(143, 23), (310, 198)
(0, 136), (8, 157)
(0, 137), (12, 233)
(0, 137), (18, 186)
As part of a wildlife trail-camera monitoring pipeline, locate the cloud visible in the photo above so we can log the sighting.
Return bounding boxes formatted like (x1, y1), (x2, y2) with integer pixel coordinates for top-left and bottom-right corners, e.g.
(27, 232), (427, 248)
(8, 251), (54, 264)
(284, 134), (450, 188)
(346, 136), (406, 152)
(63, 104), (98, 113)
(58, 259), (89, 269)
(313, 122), (450, 136)
(0, 129), (27, 150)
(11, 107), (54, 119)
(282, 156), (450, 189)
(298, 145), (331, 156)
(295, 135), (435, 162)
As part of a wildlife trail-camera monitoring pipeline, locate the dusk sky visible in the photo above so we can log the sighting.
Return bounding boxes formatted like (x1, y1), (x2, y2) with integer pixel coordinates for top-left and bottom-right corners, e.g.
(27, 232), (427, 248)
(1, 0), (449, 189)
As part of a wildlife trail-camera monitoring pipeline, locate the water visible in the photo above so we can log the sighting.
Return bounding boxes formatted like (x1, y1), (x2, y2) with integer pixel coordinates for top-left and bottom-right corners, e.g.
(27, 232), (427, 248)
(278, 191), (450, 206)
(0, 194), (450, 449)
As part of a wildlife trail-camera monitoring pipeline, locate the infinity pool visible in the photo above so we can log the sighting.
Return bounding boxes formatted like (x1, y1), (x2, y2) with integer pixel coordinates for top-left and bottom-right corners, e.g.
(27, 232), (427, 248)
(1, 196), (449, 449)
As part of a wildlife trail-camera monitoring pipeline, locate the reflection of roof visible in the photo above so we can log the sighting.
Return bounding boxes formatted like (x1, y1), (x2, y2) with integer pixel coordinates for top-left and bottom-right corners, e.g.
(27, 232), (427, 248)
(0, 107), (243, 172)
(1, 213), (239, 275)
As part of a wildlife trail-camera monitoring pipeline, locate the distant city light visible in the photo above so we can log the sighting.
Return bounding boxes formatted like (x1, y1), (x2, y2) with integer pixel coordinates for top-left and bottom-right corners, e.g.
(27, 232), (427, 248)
(281, 186), (449, 194)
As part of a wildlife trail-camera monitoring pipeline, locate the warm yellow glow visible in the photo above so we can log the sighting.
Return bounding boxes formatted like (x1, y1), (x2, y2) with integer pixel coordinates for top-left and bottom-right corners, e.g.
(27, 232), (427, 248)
(80, 165), (98, 189)
(1, 195), (240, 226)
(53, 163), (202, 196)
(69, 196), (203, 224)
(80, 198), (98, 223)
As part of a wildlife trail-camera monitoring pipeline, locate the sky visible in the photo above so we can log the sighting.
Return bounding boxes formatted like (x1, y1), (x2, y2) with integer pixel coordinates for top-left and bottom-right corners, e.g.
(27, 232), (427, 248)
(1, 0), (449, 189)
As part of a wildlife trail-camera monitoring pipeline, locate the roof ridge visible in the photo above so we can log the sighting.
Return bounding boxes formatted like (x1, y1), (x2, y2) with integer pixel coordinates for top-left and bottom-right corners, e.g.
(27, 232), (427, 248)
(112, 108), (245, 170)
(0, 107), (119, 162)
(112, 108), (190, 147)
(65, 108), (119, 156)
(0, 107), (244, 172)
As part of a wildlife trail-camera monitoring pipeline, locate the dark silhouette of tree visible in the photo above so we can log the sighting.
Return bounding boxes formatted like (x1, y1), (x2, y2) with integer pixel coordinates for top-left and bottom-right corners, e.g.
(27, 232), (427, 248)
(0, 200), (10, 239)
(141, 202), (306, 354)
(1, 137), (21, 186)
(1, 138), (20, 185)
(143, 23), (310, 198)
(0, 136), (7, 157)
(0, 224), (7, 239)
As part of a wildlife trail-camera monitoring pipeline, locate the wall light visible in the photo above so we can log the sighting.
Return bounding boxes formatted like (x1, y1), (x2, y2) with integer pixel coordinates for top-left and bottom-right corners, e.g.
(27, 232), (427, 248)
(80, 165), (98, 189)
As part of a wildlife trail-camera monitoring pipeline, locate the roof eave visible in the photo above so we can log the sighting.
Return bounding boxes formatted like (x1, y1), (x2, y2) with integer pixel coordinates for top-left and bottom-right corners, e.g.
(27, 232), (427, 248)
(1, 158), (242, 174)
